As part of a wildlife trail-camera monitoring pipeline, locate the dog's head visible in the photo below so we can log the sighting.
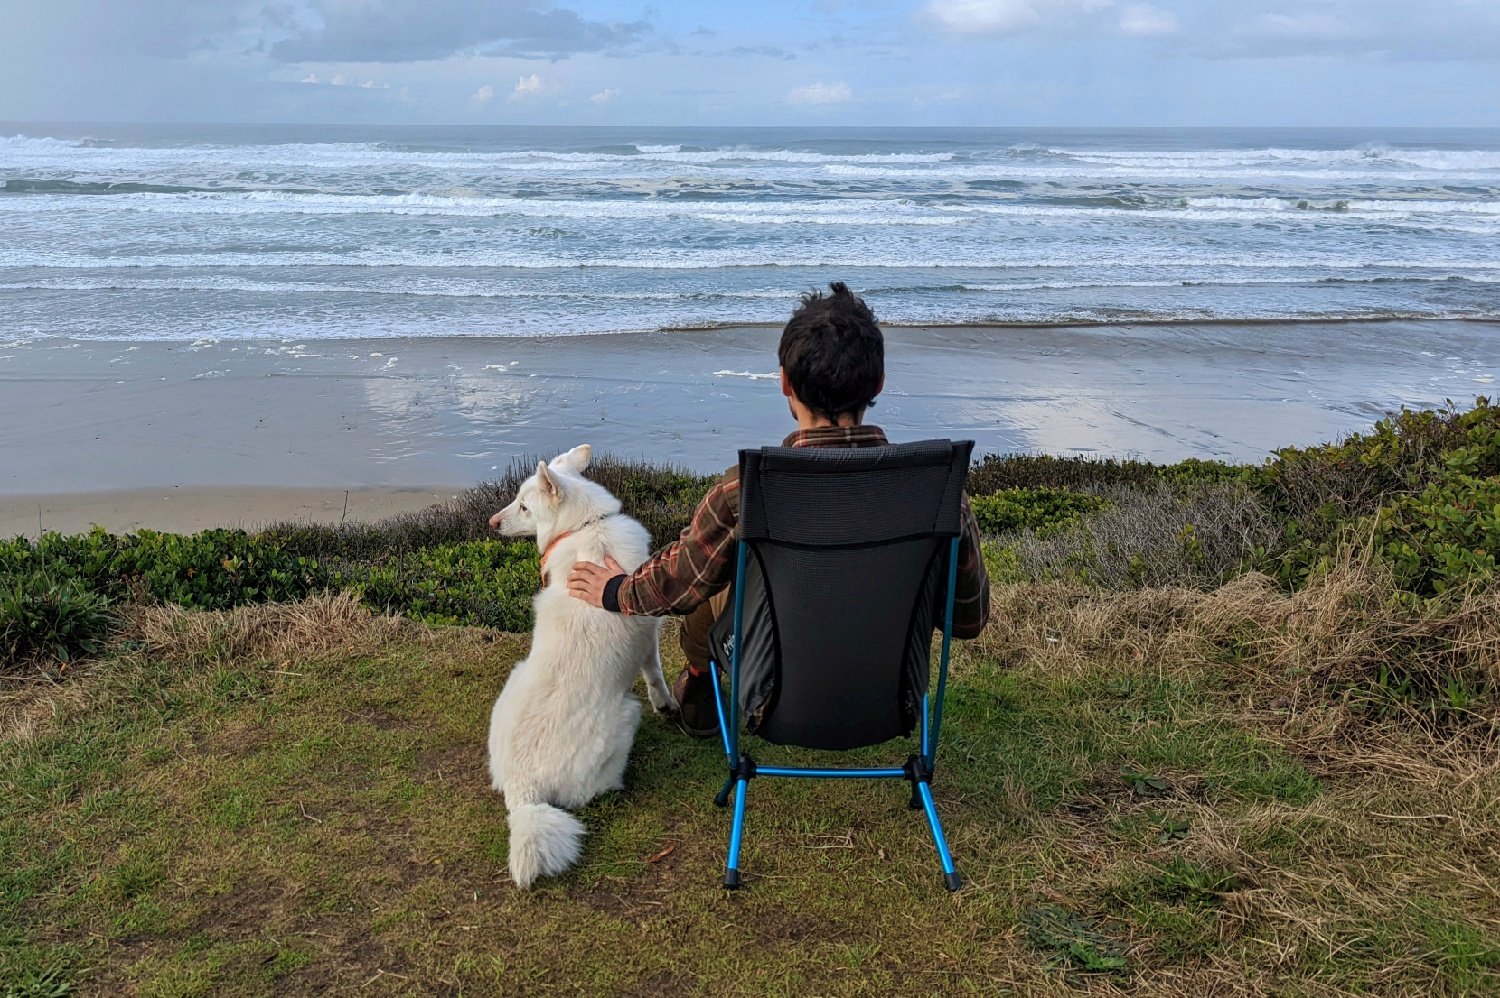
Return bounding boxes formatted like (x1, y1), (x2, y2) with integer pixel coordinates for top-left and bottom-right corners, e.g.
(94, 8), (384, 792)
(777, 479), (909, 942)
(488, 444), (595, 538)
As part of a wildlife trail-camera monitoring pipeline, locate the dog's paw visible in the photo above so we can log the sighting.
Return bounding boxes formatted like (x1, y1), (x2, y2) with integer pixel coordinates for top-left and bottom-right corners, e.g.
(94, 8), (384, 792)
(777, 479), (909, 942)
(649, 691), (680, 717)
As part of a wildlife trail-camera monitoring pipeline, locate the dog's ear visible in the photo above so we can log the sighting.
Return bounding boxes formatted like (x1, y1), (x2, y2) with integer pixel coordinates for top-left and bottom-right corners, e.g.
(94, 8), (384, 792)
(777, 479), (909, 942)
(551, 443), (592, 474)
(535, 460), (559, 500)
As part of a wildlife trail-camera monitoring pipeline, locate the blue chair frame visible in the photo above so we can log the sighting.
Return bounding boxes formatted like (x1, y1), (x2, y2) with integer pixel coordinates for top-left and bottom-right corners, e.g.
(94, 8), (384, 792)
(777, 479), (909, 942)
(707, 535), (964, 892)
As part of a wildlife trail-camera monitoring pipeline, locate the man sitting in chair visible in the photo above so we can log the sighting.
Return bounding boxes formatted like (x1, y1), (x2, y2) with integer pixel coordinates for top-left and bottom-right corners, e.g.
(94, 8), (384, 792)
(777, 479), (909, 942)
(567, 282), (990, 738)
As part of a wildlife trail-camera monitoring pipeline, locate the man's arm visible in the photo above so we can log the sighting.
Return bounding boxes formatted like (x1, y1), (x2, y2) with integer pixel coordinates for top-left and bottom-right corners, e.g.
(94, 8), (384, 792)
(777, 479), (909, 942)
(949, 494), (990, 639)
(569, 472), (741, 616)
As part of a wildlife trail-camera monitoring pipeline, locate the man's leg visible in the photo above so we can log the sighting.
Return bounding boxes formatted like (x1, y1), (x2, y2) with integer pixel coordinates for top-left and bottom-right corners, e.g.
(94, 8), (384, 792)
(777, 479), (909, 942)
(673, 589), (730, 739)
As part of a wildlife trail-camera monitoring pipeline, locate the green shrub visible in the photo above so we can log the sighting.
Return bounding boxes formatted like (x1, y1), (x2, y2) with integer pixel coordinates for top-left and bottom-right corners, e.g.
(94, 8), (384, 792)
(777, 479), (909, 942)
(338, 540), (540, 631)
(970, 488), (1110, 537)
(1, 529), (325, 613)
(0, 527), (123, 593)
(1003, 484), (1279, 590)
(1158, 458), (1262, 491)
(0, 570), (114, 669)
(1265, 398), (1499, 524)
(966, 452), (1257, 497)
(113, 530), (326, 611)
(966, 453), (1161, 495)
(1268, 398), (1500, 593)
(1375, 474), (1500, 597)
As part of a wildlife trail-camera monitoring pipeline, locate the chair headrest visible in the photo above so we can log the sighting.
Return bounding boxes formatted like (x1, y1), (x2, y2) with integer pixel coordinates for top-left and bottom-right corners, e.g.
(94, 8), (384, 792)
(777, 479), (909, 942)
(738, 439), (973, 546)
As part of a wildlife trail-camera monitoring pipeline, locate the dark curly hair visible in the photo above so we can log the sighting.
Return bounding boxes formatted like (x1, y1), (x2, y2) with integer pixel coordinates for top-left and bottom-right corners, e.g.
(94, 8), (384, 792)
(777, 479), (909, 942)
(777, 282), (884, 420)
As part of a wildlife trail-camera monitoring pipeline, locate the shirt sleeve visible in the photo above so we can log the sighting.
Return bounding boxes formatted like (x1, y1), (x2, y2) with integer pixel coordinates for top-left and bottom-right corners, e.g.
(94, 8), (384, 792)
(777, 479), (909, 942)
(616, 471), (740, 616)
(946, 493), (991, 640)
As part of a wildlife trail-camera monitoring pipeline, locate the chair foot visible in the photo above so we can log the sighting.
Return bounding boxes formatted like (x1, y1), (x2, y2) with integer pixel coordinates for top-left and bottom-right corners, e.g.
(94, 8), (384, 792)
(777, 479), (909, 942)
(944, 871), (963, 892)
(723, 869), (742, 890)
(713, 776), (733, 808)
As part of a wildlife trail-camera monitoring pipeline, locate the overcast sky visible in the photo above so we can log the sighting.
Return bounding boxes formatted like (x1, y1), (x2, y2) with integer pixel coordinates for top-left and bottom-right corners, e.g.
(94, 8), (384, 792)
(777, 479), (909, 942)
(3, 0), (1498, 127)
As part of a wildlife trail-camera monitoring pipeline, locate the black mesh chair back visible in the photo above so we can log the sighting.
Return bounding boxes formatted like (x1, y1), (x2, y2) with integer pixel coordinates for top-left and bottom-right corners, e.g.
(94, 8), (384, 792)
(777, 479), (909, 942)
(707, 438), (977, 892)
(720, 439), (973, 749)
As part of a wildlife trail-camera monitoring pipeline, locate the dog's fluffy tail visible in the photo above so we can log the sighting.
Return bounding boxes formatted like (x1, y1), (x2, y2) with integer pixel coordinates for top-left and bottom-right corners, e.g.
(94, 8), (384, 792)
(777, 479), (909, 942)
(506, 792), (585, 889)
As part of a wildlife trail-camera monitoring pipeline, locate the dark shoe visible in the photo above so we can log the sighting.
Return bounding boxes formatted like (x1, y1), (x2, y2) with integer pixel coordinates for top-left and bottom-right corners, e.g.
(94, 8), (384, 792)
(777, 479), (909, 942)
(672, 669), (720, 739)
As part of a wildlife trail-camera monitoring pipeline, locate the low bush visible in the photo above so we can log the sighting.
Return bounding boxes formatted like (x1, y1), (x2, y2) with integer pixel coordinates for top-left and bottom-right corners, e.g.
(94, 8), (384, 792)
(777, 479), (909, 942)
(1264, 399), (1498, 524)
(119, 530), (326, 611)
(337, 540), (539, 632)
(0, 528), (325, 611)
(970, 488), (1110, 537)
(999, 483), (1279, 590)
(1375, 474), (1500, 597)
(966, 453), (1161, 495)
(0, 570), (115, 670)
(965, 452), (1251, 497)
(1268, 398), (1500, 594)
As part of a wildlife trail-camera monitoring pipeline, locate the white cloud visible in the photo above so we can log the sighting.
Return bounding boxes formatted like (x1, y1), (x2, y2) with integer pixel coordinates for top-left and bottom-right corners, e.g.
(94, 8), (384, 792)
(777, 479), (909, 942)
(924, 0), (1043, 34)
(590, 88), (619, 104)
(472, 83), (494, 105)
(923, 0), (1112, 36)
(358, 79), (387, 89)
(1119, 3), (1178, 36)
(329, 72), (354, 86)
(510, 73), (544, 100)
(300, 72), (319, 84)
(786, 80), (852, 105)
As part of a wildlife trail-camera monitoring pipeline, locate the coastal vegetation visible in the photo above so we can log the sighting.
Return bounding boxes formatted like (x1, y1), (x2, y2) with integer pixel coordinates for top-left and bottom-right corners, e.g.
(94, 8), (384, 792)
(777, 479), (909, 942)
(2, 399), (1498, 994)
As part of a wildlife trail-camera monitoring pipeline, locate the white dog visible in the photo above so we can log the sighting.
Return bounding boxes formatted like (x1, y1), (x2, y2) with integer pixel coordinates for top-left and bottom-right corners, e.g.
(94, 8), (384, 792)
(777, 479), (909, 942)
(485, 444), (677, 888)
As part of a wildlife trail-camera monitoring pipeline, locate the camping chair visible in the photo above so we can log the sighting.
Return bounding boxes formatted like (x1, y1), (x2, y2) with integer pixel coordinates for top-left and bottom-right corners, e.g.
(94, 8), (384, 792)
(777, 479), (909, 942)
(706, 438), (974, 892)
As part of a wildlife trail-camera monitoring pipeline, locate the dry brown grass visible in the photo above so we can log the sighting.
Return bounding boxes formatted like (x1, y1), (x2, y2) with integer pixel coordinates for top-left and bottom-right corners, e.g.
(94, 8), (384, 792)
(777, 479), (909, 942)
(978, 557), (1500, 742)
(121, 590), (419, 665)
(964, 558), (1500, 994)
(2, 594), (428, 747)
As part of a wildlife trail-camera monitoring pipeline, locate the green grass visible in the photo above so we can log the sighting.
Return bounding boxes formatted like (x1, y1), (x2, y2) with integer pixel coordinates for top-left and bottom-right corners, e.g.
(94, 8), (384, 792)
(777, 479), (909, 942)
(4, 598), (1498, 996)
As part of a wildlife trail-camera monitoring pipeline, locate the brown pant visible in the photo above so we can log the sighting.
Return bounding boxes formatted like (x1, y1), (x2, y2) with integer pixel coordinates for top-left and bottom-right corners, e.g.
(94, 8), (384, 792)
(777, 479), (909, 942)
(678, 588), (731, 674)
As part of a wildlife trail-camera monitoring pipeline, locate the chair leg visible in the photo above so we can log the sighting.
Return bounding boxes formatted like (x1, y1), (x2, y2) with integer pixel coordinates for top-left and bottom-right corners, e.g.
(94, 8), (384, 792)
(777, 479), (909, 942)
(713, 775), (734, 808)
(724, 777), (749, 890)
(914, 780), (962, 892)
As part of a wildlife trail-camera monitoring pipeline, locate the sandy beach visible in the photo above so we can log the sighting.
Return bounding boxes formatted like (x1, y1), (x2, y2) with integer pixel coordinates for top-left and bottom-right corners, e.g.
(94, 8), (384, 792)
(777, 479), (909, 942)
(3, 320), (1496, 535)
(0, 486), (462, 539)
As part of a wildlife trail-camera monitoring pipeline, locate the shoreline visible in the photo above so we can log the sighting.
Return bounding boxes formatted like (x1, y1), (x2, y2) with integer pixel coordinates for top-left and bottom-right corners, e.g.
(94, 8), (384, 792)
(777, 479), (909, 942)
(4, 320), (1496, 530)
(656, 315), (1500, 333)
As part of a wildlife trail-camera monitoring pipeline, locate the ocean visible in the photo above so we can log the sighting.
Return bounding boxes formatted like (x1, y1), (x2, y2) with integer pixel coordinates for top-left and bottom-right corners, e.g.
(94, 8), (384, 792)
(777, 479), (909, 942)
(2, 123), (1499, 341)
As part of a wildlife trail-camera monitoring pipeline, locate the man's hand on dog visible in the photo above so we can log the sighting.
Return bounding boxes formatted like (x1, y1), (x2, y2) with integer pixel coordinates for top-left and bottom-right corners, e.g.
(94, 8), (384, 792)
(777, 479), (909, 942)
(567, 555), (625, 608)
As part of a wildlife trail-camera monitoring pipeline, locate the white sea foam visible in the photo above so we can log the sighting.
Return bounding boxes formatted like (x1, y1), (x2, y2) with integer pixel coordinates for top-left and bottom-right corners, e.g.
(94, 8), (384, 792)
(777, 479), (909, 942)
(713, 370), (778, 380)
(0, 190), (955, 225)
(0, 277), (811, 299)
(6, 134), (1497, 171)
(1185, 196), (1500, 215)
(7, 248), (1499, 271)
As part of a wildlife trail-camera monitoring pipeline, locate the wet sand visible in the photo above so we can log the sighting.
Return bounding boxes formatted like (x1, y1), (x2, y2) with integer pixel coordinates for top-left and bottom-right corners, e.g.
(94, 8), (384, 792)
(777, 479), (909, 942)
(2, 321), (1496, 533)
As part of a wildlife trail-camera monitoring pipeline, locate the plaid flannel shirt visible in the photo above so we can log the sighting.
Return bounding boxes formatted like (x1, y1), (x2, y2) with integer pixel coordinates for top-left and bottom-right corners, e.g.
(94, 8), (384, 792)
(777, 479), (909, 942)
(615, 425), (991, 639)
